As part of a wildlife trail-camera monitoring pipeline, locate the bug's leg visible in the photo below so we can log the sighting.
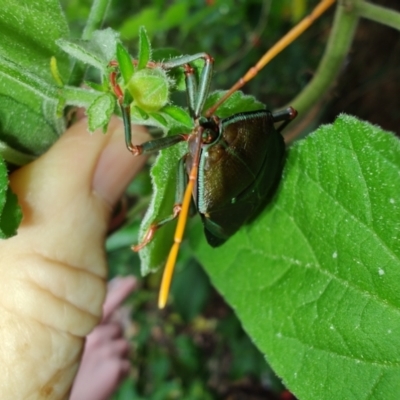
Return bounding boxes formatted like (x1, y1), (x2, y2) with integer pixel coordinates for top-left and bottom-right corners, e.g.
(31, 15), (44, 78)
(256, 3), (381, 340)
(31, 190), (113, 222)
(161, 53), (214, 118)
(110, 54), (214, 152)
(272, 107), (298, 133)
(132, 155), (188, 251)
(131, 207), (180, 252)
(111, 66), (187, 155)
(129, 134), (189, 156)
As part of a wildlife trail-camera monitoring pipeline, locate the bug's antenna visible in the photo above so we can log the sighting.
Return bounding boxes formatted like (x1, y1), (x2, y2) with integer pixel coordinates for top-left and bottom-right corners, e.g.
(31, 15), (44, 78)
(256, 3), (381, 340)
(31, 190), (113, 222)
(205, 0), (336, 117)
(158, 129), (203, 309)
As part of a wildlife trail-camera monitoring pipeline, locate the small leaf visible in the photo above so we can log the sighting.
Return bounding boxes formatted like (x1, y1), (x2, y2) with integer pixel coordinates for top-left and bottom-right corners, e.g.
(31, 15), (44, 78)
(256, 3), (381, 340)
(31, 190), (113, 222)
(161, 105), (193, 129)
(203, 90), (265, 118)
(138, 141), (187, 274)
(57, 39), (105, 73)
(91, 29), (120, 64)
(87, 92), (115, 132)
(57, 29), (119, 74)
(131, 105), (149, 121)
(116, 42), (134, 84)
(0, 186), (22, 238)
(148, 112), (168, 128)
(137, 26), (152, 70)
(0, 156), (21, 238)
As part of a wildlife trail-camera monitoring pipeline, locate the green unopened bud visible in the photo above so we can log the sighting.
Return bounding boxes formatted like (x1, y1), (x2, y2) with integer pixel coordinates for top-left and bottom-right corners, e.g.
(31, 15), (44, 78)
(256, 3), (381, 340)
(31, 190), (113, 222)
(127, 68), (170, 113)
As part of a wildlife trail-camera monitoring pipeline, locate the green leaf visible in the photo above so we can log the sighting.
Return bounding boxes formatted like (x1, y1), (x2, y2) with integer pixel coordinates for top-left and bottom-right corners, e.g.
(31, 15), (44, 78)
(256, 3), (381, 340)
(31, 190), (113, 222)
(203, 90), (265, 118)
(87, 92), (115, 132)
(0, 90), (61, 159)
(0, 157), (22, 238)
(91, 29), (120, 64)
(0, 0), (70, 82)
(0, 0), (70, 161)
(137, 26), (152, 70)
(116, 42), (134, 85)
(131, 105), (149, 121)
(161, 105), (193, 129)
(0, 186), (22, 238)
(57, 39), (104, 72)
(148, 112), (168, 128)
(57, 29), (119, 74)
(192, 115), (400, 399)
(138, 141), (187, 274)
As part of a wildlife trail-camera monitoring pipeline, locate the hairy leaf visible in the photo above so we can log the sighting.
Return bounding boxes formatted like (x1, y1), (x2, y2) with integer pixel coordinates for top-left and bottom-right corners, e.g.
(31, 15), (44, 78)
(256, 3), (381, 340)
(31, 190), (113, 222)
(0, 0), (70, 162)
(192, 115), (400, 400)
(138, 141), (187, 274)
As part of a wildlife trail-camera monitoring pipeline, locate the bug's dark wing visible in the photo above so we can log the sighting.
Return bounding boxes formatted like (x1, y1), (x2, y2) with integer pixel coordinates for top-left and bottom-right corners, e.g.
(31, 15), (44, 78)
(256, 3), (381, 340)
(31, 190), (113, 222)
(198, 110), (285, 247)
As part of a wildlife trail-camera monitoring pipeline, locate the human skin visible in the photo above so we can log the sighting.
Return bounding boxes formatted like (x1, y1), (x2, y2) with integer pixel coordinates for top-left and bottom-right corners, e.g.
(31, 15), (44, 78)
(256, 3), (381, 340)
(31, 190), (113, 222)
(70, 276), (136, 400)
(0, 118), (148, 399)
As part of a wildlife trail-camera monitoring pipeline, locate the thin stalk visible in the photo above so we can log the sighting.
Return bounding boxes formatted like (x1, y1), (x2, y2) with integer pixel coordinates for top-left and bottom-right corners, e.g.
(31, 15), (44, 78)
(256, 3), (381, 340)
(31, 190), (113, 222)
(68, 0), (112, 86)
(357, 2), (400, 31)
(82, 0), (112, 40)
(287, 0), (363, 128)
(62, 86), (104, 107)
(0, 143), (35, 166)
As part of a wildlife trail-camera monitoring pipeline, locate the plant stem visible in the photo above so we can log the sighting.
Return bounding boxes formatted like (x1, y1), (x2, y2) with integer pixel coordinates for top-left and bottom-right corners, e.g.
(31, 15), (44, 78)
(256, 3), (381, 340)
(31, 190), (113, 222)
(62, 86), (103, 107)
(357, 2), (400, 31)
(287, 0), (362, 127)
(82, 0), (112, 40)
(0, 142), (35, 166)
(68, 0), (112, 86)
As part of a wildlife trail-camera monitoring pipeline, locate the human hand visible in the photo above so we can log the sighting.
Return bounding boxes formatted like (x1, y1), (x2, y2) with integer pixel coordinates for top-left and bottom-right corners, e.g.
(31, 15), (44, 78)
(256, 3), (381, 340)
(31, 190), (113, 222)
(70, 276), (137, 400)
(0, 118), (148, 399)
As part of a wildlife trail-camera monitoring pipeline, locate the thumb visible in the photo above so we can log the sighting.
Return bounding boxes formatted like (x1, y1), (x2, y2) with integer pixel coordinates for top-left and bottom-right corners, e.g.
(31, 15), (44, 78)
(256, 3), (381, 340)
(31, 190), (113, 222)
(9, 117), (149, 277)
(0, 118), (148, 398)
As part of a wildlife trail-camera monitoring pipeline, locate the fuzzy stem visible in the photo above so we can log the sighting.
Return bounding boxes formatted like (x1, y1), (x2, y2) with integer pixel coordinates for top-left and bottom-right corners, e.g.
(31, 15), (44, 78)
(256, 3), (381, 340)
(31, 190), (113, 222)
(82, 0), (112, 40)
(68, 0), (112, 86)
